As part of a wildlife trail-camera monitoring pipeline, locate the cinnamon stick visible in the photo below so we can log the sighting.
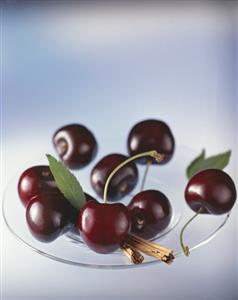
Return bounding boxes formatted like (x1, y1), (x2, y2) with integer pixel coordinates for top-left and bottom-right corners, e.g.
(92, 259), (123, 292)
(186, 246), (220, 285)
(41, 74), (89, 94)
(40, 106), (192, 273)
(121, 243), (144, 264)
(125, 234), (174, 264)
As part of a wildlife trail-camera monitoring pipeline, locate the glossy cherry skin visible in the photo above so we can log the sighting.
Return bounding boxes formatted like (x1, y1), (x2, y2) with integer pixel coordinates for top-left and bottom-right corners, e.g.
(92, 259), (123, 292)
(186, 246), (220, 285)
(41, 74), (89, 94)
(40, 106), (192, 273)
(18, 165), (59, 207)
(78, 201), (131, 254)
(26, 192), (72, 242)
(69, 193), (97, 235)
(128, 190), (172, 239)
(185, 169), (237, 215)
(91, 153), (138, 201)
(53, 124), (98, 169)
(127, 119), (175, 164)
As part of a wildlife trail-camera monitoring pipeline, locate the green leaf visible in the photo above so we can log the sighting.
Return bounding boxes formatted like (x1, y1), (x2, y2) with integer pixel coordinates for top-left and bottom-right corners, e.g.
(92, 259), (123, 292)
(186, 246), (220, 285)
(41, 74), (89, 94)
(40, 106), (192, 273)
(186, 150), (231, 179)
(46, 154), (86, 210)
(186, 149), (205, 179)
(200, 150), (232, 170)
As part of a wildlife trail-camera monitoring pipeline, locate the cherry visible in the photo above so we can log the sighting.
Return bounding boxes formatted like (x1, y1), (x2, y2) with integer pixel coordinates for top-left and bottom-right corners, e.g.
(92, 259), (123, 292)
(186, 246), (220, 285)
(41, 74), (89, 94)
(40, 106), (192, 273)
(69, 193), (97, 235)
(181, 168), (237, 256)
(127, 119), (175, 165)
(128, 190), (172, 239)
(53, 124), (98, 169)
(91, 153), (138, 201)
(78, 201), (130, 253)
(18, 165), (59, 207)
(26, 192), (72, 242)
(185, 169), (236, 215)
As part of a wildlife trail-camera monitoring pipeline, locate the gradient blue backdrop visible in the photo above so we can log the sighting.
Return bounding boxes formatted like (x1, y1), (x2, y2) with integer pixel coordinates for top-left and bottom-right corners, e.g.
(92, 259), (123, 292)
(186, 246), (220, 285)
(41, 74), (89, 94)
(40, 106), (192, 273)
(2, 1), (237, 299)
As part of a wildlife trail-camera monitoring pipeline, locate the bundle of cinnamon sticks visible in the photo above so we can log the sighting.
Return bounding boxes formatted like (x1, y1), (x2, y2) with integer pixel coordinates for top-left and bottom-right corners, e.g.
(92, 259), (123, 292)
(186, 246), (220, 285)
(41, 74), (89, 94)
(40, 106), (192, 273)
(121, 234), (174, 265)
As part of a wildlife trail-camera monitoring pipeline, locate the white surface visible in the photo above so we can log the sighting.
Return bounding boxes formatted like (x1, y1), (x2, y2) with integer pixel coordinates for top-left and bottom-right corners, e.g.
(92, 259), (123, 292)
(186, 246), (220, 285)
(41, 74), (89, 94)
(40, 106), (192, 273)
(1, 1), (238, 299)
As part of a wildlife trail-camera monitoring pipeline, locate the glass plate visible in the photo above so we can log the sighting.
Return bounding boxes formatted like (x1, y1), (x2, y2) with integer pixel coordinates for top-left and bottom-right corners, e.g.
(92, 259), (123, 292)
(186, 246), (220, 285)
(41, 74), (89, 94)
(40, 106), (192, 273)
(2, 146), (230, 269)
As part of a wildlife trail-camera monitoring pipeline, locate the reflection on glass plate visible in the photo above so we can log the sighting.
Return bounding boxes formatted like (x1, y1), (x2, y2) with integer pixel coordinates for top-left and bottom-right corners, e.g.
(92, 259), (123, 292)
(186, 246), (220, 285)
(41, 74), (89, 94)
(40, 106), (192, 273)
(2, 146), (230, 269)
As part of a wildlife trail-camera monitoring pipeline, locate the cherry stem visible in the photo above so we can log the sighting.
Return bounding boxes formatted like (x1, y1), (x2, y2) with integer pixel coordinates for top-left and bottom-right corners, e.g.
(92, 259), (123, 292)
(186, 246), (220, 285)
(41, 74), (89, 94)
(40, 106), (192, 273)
(140, 159), (153, 191)
(103, 150), (164, 203)
(180, 207), (203, 256)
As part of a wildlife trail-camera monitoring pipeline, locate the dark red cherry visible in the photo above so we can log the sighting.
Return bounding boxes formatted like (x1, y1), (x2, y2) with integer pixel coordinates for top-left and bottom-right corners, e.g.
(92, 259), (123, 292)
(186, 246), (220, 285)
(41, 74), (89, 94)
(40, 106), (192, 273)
(78, 201), (131, 253)
(69, 193), (98, 235)
(128, 190), (172, 239)
(18, 165), (59, 207)
(185, 169), (237, 215)
(26, 192), (72, 242)
(53, 124), (98, 169)
(91, 153), (138, 201)
(127, 119), (175, 164)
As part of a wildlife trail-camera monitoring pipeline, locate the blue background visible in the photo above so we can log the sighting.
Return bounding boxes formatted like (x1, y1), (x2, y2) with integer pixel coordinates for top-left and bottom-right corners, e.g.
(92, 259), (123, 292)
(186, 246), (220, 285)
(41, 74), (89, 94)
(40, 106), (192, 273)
(2, 1), (237, 299)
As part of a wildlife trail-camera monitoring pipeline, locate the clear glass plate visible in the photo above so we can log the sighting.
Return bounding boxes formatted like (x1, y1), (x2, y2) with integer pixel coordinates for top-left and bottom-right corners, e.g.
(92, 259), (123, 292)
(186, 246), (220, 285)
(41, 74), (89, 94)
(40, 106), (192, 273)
(2, 146), (230, 269)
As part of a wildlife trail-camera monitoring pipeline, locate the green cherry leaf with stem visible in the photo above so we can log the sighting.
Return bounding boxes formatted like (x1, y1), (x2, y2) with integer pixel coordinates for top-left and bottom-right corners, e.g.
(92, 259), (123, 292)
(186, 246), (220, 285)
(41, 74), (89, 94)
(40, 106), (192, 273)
(46, 154), (86, 210)
(186, 150), (231, 179)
